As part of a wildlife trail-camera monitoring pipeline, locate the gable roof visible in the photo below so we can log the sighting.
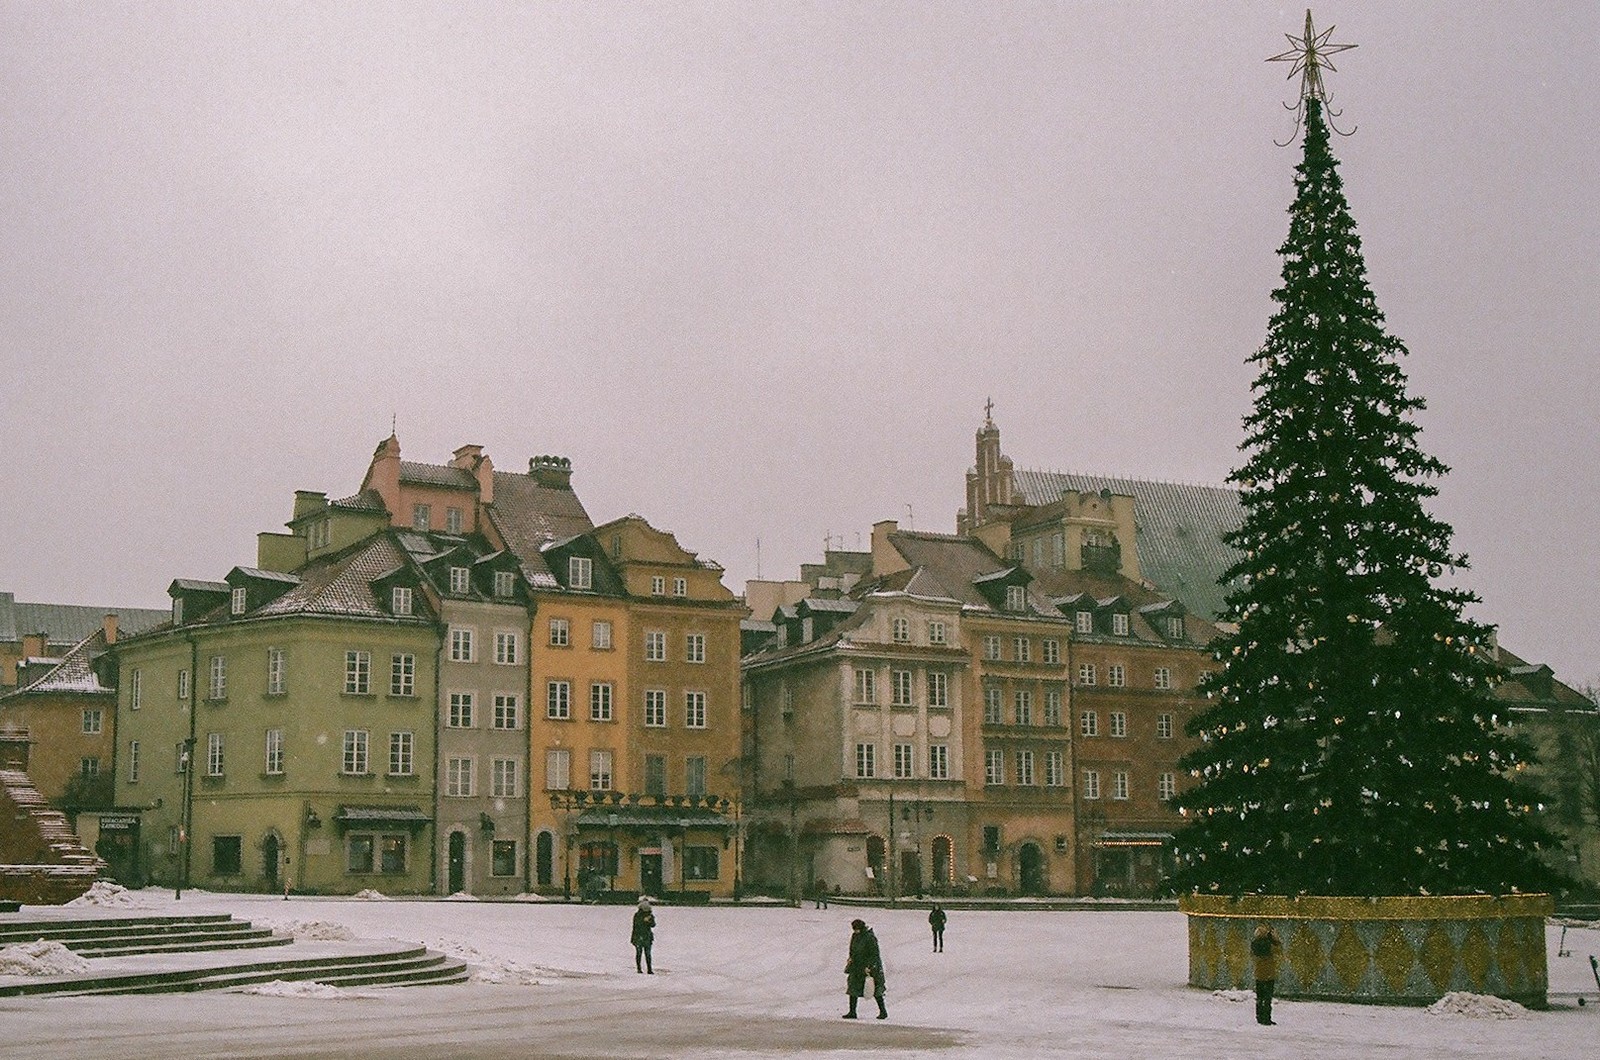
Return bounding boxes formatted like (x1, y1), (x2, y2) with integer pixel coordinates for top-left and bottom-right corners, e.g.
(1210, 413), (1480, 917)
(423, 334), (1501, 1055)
(1012, 469), (1244, 621)
(2, 628), (112, 699)
(485, 471), (595, 587)
(881, 531), (1052, 615)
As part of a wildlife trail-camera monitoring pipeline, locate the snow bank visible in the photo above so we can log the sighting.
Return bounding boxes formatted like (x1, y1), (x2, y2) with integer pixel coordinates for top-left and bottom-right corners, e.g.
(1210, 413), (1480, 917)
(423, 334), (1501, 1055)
(254, 919), (356, 941)
(232, 980), (380, 1000)
(350, 888), (390, 901)
(1425, 991), (1527, 1019)
(510, 892), (553, 902)
(1211, 988), (1254, 1003)
(0, 939), (91, 976)
(442, 891), (479, 902)
(65, 880), (140, 907)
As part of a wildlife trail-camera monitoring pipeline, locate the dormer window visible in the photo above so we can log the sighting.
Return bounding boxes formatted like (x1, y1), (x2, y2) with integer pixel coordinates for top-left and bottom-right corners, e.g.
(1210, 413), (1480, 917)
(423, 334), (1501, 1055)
(412, 504), (431, 530)
(449, 567), (470, 595)
(892, 618), (910, 643)
(230, 587), (247, 616)
(1112, 613), (1130, 636)
(651, 576), (666, 596)
(309, 519), (330, 550)
(673, 577), (687, 597)
(1165, 615), (1185, 640)
(928, 621), (947, 645)
(172, 598), (184, 625)
(1075, 610), (1093, 634)
(1005, 585), (1026, 613)
(493, 571), (515, 599)
(569, 557), (593, 590)
(392, 587), (413, 616)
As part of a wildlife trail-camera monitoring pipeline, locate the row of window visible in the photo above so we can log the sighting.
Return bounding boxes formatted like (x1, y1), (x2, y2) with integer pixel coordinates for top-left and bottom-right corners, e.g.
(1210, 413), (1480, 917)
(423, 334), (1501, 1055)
(853, 742), (954, 781)
(853, 668), (952, 709)
(982, 686), (1067, 726)
(445, 755), (523, 798)
(447, 629), (522, 665)
(134, 729), (424, 782)
(1080, 710), (1177, 739)
(546, 683), (710, 728)
(541, 749), (715, 798)
(445, 692), (525, 729)
(888, 617), (951, 645)
(980, 634), (1064, 664)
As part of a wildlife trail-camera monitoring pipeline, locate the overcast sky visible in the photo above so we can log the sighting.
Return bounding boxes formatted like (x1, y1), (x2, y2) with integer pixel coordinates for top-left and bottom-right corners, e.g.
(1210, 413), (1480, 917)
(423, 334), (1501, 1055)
(2, 3), (1595, 684)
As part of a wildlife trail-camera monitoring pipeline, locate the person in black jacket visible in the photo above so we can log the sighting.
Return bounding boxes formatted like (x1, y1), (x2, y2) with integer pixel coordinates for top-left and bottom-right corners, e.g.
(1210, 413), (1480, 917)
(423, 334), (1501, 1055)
(1251, 924), (1282, 1025)
(631, 897), (656, 974)
(843, 919), (887, 1019)
(928, 903), (947, 952)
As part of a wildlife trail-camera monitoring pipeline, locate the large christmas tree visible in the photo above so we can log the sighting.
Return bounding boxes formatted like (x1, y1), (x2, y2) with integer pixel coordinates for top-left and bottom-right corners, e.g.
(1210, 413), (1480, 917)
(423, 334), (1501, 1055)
(1168, 91), (1564, 897)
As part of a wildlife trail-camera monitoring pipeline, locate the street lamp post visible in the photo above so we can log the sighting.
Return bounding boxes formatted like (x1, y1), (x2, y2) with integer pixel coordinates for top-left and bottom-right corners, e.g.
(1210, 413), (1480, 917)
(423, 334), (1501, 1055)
(175, 737), (196, 901)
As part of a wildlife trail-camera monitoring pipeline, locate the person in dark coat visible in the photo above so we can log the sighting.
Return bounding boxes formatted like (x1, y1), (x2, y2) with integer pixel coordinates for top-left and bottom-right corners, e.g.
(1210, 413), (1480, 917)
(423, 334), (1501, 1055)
(843, 918), (887, 1020)
(631, 897), (656, 974)
(1251, 923), (1282, 1025)
(928, 903), (947, 952)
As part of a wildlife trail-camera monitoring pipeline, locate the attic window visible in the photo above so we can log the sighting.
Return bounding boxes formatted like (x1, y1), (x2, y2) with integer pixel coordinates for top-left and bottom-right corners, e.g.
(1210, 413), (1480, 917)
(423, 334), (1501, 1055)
(449, 567), (470, 595)
(493, 571), (515, 598)
(1005, 585), (1026, 613)
(892, 618), (910, 643)
(309, 519), (330, 550)
(1075, 610), (1093, 634)
(570, 557), (593, 591)
(651, 576), (666, 596)
(1165, 615), (1185, 640)
(673, 577), (687, 597)
(230, 587), (247, 616)
(172, 598), (184, 625)
(1111, 613), (1130, 637)
(392, 587), (413, 616)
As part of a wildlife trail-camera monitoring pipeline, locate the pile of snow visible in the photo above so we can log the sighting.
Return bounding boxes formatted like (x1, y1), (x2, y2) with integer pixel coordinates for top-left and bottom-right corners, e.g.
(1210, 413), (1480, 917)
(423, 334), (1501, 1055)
(255, 919), (356, 941)
(350, 888), (390, 901)
(0, 939), (91, 976)
(1425, 991), (1528, 1019)
(442, 891), (479, 902)
(411, 936), (574, 986)
(1211, 988), (1254, 1003)
(232, 979), (379, 1000)
(510, 892), (553, 902)
(65, 880), (139, 907)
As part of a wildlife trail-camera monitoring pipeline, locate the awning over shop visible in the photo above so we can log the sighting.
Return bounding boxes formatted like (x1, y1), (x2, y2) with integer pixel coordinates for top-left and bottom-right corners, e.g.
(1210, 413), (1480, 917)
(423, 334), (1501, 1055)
(334, 805), (432, 830)
(1094, 831), (1174, 848)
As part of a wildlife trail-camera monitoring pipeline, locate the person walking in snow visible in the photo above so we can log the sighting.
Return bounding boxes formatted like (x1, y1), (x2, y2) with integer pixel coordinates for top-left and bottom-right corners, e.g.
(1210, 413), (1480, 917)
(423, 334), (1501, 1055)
(631, 896), (656, 974)
(1251, 923), (1282, 1026)
(843, 918), (887, 1020)
(928, 903), (947, 952)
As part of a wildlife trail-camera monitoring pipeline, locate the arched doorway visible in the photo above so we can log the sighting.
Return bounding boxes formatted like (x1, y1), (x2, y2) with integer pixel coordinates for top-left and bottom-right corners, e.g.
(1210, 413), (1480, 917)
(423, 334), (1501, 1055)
(1018, 841), (1046, 895)
(448, 831), (467, 894)
(536, 831), (554, 887)
(931, 835), (953, 893)
(262, 832), (281, 895)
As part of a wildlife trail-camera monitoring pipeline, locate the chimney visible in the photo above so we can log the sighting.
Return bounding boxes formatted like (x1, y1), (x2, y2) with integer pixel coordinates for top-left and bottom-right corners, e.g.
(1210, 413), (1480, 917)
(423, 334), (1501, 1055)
(102, 613), (118, 645)
(871, 520), (908, 577)
(529, 455), (574, 490)
(451, 444), (483, 469)
(292, 490), (329, 520)
(453, 444), (493, 506)
(21, 632), (48, 660)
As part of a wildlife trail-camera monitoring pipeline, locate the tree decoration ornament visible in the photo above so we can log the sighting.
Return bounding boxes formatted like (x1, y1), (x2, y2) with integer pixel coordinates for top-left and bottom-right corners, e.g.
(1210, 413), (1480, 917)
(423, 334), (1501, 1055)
(1168, 18), (1564, 899)
(1268, 9), (1358, 144)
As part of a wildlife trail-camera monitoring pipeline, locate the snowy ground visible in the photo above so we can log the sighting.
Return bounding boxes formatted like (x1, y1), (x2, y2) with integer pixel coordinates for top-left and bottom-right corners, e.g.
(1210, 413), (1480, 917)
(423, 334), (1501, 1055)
(4, 888), (1599, 1059)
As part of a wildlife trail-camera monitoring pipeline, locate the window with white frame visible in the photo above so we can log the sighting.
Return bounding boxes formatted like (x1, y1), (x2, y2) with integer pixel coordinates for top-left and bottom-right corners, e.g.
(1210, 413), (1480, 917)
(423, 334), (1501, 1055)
(984, 686), (1003, 724)
(1110, 711), (1128, 738)
(929, 743), (949, 780)
(449, 628), (475, 662)
(343, 651), (369, 694)
(545, 681), (569, 720)
(548, 618), (569, 647)
(1045, 750), (1065, 787)
(1108, 664), (1126, 688)
(449, 566), (469, 594)
(854, 668), (876, 704)
(894, 742), (914, 779)
(589, 750), (613, 790)
(684, 691), (707, 728)
(495, 631), (520, 665)
(1159, 772), (1177, 801)
(309, 519), (330, 550)
(1042, 638), (1060, 664)
(1016, 750), (1035, 786)
(176, 742), (189, 774)
(673, 577), (687, 597)
(342, 730), (369, 775)
(1075, 610), (1093, 634)
(1154, 667), (1172, 690)
(493, 694), (520, 730)
(79, 756), (100, 777)
(781, 685), (794, 718)
(685, 633), (705, 663)
(446, 507), (463, 534)
(1157, 712), (1174, 739)
(1078, 662), (1096, 686)
(492, 758), (520, 798)
(1045, 689), (1063, 727)
(983, 635), (1002, 661)
(267, 647), (286, 695)
(127, 739), (141, 783)
(1166, 615), (1185, 640)
(390, 653), (415, 696)
(1083, 769), (1100, 799)
(891, 669), (913, 707)
(985, 748), (1004, 786)
(1005, 585), (1026, 612)
(209, 654), (228, 699)
(855, 743), (876, 778)
(449, 691), (475, 727)
(129, 669), (141, 710)
(644, 689), (666, 727)
(928, 671), (948, 708)
(569, 556), (593, 590)
(206, 732), (224, 777)
(1014, 637), (1031, 662)
(928, 620), (947, 645)
(493, 570), (515, 598)
(645, 631), (666, 662)
(545, 748), (570, 790)
(231, 586), (247, 616)
(1053, 532), (1065, 567)
(1014, 689), (1033, 725)
(177, 668), (189, 701)
(892, 617), (910, 643)
(685, 756), (707, 799)
(591, 682), (613, 722)
(592, 620), (613, 650)
(644, 755), (666, 796)
(389, 731), (414, 776)
(265, 729), (284, 775)
(651, 576), (666, 596)
(412, 504), (431, 530)
(446, 756), (474, 797)
(1112, 771), (1130, 800)
(81, 708), (102, 735)
(1081, 710), (1099, 737)
(392, 586), (413, 616)
(1111, 612), (1130, 636)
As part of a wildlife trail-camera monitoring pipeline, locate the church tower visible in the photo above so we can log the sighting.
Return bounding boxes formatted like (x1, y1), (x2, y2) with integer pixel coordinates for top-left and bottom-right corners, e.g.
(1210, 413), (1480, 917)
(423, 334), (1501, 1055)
(960, 400), (1022, 533)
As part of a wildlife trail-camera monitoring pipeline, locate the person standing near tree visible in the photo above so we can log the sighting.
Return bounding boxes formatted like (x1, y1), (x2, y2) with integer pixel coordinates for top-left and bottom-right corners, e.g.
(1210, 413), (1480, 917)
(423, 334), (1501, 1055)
(928, 903), (946, 952)
(1251, 924), (1282, 1026)
(843, 919), (887, 1020)
(631, 897), (656, 974)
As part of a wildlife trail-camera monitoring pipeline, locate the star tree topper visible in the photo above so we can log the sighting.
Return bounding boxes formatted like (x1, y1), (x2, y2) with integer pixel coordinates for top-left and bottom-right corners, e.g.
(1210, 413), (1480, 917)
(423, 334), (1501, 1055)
(1268, 9), (1357, 142)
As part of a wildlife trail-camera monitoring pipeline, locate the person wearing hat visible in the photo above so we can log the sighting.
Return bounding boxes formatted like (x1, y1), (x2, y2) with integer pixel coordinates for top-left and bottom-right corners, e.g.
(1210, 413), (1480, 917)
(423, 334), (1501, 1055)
(631, 896), (656, 974)
(1251, 923), (1282, 1025)
(843, 918), (887, 1019)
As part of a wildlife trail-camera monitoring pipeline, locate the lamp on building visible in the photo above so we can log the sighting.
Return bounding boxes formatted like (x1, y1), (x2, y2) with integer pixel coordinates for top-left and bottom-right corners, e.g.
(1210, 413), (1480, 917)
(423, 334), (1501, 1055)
(480, 812), (496, 834)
